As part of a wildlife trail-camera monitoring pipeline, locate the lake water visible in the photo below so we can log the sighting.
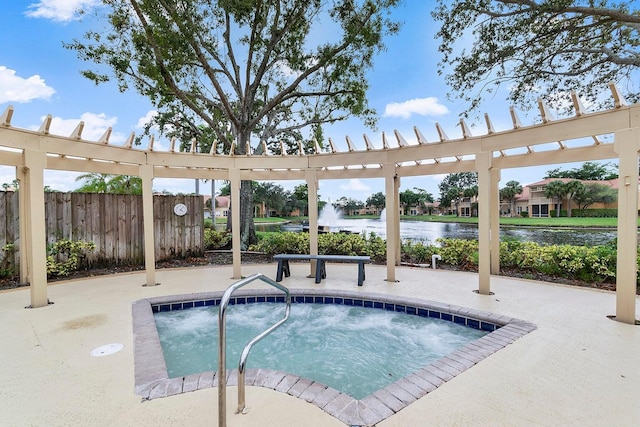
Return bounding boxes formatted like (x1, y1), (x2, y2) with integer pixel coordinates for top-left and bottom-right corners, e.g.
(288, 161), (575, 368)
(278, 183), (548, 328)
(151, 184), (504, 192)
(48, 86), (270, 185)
(266, 219), (619, 247)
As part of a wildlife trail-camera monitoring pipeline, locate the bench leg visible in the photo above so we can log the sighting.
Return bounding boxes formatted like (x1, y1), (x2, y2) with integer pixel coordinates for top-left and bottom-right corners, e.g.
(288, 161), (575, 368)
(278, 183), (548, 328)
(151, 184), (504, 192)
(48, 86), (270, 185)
(357, 263), (365, 286)
(283, 260), (290, 277)
(315, 260), (324, 284)
(276, 260), (291, 282)
(275, 259), (284, 282)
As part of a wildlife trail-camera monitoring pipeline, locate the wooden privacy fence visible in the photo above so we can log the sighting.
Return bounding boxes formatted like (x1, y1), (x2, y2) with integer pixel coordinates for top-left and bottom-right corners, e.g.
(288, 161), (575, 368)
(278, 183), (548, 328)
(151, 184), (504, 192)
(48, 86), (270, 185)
(0, 191), (204, 272)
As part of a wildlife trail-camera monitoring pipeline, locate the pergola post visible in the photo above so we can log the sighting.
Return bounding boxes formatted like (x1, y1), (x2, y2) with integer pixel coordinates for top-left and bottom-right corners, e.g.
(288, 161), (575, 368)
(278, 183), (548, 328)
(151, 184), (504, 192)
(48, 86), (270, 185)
(490, 168), (501, 274)
(23, 149), (48, 308)
(394, 173), (401, 265)
(16, 166), (28, 284)
(229, 168), (242, 279)
(476, 151), (492, 295)
(139, 164), (157, 286)
(383, 163), (398, 282)
(306, 169), (319, 277)
(614, 128), (639, 324)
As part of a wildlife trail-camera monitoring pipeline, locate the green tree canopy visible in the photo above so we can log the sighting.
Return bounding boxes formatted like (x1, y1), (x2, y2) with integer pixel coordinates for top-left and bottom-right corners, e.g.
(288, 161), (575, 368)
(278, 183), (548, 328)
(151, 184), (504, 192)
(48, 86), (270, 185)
(335, 197), (364, 216)
(438, 172), (478, 212)
(75, 173), (143, 195)
(67, 0), (402, 249)
(544, 161), (618, 181)
(433, 1), (640, 114)
(254, 182), (289, 217)
(366, 191), (386, 209)
(573, 183), (617, 210)
(399, 187), (434, 214)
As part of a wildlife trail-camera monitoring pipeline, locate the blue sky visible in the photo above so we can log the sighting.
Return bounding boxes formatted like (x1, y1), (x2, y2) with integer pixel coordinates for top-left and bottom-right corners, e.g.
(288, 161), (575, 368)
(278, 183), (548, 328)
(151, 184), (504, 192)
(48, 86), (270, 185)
(0, 0), (592, 202)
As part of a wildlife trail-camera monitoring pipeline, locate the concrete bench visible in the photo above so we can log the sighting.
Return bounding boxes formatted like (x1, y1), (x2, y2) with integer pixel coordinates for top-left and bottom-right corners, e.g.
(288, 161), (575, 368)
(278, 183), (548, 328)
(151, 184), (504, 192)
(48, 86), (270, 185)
(273, 254), (371, 286)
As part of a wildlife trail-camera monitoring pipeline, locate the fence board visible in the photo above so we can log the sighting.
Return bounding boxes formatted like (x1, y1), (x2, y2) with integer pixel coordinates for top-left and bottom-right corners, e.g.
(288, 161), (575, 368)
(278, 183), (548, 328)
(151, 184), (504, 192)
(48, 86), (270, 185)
(0, 191), (204, 273)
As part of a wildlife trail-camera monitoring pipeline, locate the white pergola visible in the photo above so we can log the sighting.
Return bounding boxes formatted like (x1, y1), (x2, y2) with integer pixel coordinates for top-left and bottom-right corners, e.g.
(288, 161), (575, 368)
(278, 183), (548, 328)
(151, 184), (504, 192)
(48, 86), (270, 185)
(1, 83), (638, 324)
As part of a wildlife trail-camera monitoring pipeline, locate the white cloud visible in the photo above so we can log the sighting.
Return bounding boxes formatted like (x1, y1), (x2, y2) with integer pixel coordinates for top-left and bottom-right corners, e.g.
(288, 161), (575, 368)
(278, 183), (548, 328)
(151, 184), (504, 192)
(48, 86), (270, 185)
(0, 66), (56, 104)
(383, 97), (449, 119)
(43, 170), (84, 191)
(135, 110), (158, 129)
(32, 112), (125, 143)
(339, 179), (371, 193)
(25, 0), (100, 22)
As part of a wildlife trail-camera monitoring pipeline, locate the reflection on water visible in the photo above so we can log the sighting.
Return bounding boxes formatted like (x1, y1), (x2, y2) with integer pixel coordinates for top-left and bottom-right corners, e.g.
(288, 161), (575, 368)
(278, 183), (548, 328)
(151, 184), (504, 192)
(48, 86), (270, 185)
(256, 219), (620, 246)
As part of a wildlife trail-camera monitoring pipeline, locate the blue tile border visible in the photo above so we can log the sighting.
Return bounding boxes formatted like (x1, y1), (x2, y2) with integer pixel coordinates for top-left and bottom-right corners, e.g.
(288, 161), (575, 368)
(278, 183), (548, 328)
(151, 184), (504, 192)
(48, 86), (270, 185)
(133, 288), (536, 426)
(149, 295), (502, 332)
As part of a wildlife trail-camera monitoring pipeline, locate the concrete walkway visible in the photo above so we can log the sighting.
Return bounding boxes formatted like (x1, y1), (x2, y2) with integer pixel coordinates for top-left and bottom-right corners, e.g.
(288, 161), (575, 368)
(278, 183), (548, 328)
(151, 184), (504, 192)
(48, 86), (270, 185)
(1, 263), (639, 426)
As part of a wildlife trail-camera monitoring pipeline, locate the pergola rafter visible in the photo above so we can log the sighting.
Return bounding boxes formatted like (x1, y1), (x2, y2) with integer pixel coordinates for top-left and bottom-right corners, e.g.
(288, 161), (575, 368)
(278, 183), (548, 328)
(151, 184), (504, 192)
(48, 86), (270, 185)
(1, 83), (638, 324)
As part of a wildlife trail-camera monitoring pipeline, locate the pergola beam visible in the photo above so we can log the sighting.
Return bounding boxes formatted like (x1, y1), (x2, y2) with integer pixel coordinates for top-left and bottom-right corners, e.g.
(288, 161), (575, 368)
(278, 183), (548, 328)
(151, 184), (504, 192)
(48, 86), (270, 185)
(1, 94), (639, 324)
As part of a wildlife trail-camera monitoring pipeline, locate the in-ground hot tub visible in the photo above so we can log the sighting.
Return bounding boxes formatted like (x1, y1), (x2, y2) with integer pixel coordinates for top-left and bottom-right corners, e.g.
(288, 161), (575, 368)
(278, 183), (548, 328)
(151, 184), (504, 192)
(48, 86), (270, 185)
(132, 288), (536, 426)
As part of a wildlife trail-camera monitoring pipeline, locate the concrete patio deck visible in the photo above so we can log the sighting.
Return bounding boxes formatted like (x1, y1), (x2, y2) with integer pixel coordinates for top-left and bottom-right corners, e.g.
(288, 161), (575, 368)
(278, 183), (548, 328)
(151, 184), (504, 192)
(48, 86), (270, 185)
(1, 263), (639, 426)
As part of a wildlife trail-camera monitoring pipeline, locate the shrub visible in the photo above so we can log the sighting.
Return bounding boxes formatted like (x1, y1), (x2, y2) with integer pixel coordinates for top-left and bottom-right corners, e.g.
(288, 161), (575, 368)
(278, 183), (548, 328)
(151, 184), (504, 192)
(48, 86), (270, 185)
(204, 229), (231, 250)
(251, 233), (631, 287)
(572, 209), (617, 218)
(249, 231), (387, 262)
(250, 232), (309, 254)
(46, 239), (96, 278)
(0, 243), (17, 278)
(436, 238), (478, 268)
(401, 240), (437, 264)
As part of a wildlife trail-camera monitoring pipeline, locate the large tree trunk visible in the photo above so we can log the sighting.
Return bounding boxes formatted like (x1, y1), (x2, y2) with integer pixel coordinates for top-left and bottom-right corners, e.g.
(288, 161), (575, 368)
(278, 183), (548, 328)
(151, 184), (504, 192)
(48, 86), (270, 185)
(224, 180), (258, 250)
(232, 127), (257, 250)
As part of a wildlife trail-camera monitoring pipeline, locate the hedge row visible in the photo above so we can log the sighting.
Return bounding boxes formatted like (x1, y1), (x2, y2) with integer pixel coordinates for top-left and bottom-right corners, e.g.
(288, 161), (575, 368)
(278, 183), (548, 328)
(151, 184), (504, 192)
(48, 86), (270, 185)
(249, 232), (635, 286)
(549, 209), (618, 218)
(404, 238), (622, 284)
(249, 231), (387, 263)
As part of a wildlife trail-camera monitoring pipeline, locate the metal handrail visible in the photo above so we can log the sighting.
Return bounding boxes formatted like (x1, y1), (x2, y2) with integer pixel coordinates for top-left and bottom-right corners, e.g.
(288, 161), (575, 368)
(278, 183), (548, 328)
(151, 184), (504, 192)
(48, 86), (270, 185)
(217, 273), (291, 427)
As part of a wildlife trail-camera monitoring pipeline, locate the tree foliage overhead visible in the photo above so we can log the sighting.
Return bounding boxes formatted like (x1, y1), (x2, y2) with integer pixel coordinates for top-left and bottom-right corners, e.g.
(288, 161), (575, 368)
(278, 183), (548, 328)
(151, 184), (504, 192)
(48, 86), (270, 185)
(67, 0), (401, 249)
(68, 0), (401, 149)
(433, 0), (640, 114)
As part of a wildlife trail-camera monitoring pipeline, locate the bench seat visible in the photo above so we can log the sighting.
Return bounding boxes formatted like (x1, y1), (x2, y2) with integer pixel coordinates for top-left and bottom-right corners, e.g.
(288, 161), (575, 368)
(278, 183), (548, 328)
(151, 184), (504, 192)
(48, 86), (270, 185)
(273, 254), (371, 286)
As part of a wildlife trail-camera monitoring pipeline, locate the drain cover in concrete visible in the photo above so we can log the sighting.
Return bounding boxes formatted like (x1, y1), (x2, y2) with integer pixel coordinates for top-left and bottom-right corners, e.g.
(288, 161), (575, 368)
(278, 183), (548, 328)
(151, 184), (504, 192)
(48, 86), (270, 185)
(90, 343), (124, 357)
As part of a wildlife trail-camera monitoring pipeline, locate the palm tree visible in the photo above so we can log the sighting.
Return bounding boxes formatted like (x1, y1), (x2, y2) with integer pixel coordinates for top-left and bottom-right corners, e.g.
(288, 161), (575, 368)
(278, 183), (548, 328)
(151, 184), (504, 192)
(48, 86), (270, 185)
(75, 173), (142, 195)
(500, 180), (523, 217)
(544, 180), (567, 217)
(564, 181), (585, 218)
(75, 173), (109, 193)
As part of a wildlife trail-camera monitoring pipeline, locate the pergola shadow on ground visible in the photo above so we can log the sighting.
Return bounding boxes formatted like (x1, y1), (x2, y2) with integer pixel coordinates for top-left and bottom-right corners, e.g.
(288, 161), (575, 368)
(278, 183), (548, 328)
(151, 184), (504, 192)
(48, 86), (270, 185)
(0, 83), (638, 323)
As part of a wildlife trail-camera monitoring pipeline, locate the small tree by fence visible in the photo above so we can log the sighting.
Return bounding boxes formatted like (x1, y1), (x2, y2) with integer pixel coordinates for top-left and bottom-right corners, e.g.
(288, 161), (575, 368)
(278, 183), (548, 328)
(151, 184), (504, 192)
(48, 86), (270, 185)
(1, 191), (204, 274)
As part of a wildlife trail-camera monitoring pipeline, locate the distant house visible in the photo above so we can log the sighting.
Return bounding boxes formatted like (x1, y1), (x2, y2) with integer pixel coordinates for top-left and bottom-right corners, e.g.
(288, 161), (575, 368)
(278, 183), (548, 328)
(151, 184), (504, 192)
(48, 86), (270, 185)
(502, 178), (624, 217)
(214, 196), (230, 218)
(213, 196), (274, 218)
(458, 196), (478, 217)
